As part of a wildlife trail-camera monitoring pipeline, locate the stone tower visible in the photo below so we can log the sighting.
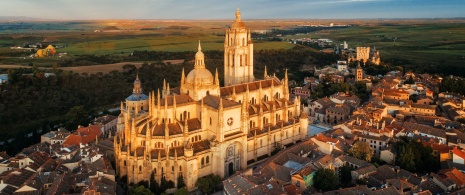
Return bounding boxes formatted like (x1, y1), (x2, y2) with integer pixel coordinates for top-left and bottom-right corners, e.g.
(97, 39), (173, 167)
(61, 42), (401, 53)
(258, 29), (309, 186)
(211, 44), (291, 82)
(356, 62), (363, 82)
(356, 47), (370, 63)
(224, 7), (254, 86)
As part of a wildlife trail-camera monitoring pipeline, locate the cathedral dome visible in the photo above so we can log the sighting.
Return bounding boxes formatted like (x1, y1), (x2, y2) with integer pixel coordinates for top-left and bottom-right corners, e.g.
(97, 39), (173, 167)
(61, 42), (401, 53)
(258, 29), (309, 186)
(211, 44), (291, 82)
(231, 7), (246, 29)
(186, 68), (213, 85)
(231, 21), (246, 29)
(185, 41), (214, 86)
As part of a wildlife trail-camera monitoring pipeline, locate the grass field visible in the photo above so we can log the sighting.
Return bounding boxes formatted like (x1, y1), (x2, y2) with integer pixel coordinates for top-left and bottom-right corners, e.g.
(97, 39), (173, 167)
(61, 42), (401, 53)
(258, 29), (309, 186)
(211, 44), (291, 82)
(1, 19), (464, 67)
(298, 23), (465, 65)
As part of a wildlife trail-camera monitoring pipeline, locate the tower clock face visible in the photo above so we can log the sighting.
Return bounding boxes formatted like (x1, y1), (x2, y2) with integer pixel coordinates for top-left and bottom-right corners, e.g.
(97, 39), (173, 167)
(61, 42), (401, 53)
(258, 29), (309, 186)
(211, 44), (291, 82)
(227, 117), (234, 126)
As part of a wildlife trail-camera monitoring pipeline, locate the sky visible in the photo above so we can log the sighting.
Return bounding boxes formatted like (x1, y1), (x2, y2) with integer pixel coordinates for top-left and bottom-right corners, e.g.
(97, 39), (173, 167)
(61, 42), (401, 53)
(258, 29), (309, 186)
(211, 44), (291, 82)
(1, 0), (464, 20)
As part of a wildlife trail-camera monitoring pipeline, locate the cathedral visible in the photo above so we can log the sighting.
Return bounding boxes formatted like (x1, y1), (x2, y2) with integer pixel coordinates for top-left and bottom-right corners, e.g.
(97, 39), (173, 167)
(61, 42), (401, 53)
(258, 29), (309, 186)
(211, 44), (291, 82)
(114, 8), (309, 190)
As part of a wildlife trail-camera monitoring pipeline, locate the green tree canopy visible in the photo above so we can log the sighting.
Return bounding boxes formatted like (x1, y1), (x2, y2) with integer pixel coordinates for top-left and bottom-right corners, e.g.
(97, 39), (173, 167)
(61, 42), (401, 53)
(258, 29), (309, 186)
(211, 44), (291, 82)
(314, 168), (340, 192)
(348, 141), (374, 162)
(394, 137), (439, 173)
(128, 185), (154, 195)
(195, 174), (221, 194)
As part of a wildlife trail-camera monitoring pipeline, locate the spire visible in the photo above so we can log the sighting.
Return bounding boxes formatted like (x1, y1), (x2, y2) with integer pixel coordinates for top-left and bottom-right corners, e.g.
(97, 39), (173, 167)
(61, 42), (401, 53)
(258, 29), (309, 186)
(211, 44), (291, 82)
(181, 68), (185, 84)
(235, 7), (241, 22)
(264, 66), (268, 79)
(120, 101), (124, 111)
(194, 40), (205, 69)
(133, 72), (142, 96)
(357, 61), (362, 69)
(215, 68), (220, 85)
(163, 79), (166, 91)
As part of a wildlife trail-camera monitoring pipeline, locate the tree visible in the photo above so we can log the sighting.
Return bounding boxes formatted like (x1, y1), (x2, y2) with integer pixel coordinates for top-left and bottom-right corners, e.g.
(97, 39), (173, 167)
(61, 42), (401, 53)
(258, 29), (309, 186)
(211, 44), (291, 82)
(340, 165), (353, 185)
(314, 168), (339, 192)
(348, 141), (374, 162)
(174, 188), (188, 195)
(405, 75), (415, 84)
(65, 106), (89, 129)
(394, 137), (439, 173)
(128, 185), (154, 195)
(177, 174), (186, 189)
(195, 174), (221, 194)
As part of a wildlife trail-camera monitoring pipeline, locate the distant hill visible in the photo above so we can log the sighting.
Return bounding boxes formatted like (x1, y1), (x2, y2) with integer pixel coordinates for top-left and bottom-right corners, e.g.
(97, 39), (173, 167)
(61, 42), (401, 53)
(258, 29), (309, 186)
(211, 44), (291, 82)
(0, 16), (43, 21)
(102, 26), (121, 31)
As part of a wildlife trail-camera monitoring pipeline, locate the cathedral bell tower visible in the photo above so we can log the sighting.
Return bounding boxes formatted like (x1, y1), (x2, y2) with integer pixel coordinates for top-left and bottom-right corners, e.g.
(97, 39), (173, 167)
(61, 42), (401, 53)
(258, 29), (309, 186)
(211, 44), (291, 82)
(224, 7), (254, 86)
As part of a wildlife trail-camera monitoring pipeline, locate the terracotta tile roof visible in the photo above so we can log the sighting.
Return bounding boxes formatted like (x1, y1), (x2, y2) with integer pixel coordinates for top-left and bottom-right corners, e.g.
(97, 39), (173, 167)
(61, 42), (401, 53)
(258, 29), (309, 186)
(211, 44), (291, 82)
(193, 140), (210, 154)
(77, 125), (102, 137)
(150, 149), (166, 159)
(295, 165), (315, 177)
(169, 147), (184, 157)
(220, 78), (282, 96)
(452, 148), (465, 160)
(160, 94), (195, 106)
(0, 185), (17, 194)
(283, 184), (302, 195)
(315, 134), (338, 143)
(401, 121), (446, 138)
(63, 133), (98, 147)
(354, 165), (377, 176)
(3, 169), (36, 188)
(423, 143), (451, 153)
(152, 123), (183, 136)
(187, 118), (201, 131)
(92, 115), (117, 125)
(202, 95), (240, 109)
(222, 174), (256, 195)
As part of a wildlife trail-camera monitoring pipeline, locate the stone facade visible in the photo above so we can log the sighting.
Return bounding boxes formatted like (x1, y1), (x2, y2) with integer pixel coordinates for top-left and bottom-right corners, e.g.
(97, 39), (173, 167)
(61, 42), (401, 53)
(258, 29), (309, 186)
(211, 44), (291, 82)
(114, 8), (308, 191)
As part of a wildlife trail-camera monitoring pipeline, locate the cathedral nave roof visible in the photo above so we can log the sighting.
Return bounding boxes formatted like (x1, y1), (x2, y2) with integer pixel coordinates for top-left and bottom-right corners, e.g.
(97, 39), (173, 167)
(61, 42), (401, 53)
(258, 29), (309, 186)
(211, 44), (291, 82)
(193, 140), (210, 154)
(160, 94), (195, 106)
(202, 95), (240, 109)
(220, 78), (281, 96)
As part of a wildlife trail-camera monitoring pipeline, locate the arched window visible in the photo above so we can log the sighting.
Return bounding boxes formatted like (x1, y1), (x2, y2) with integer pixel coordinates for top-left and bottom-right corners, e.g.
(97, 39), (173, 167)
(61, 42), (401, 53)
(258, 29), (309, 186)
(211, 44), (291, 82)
(124, 160), (126, 166)
(155, 142), (163, 148)
(260, 139), (263, 147)
(206, 156), (210, 164)
(180, 114), (183, 121)
(201, 158), (205, 166)
(274, 135), (276, 142)
(191, 137), (194, 143)
(210, 117), (212, 125)
(179, 165), (182, 172)
(154, 168), (157, 174)
(286, 131), (288, 138)
(139, 166), (142, 172)
(171, 140), (180, 147)
(162, 118), (165, 123)
(242, 38), (245, 46)
(172, 166), (174, 172)
(133, 165), (134, 171)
